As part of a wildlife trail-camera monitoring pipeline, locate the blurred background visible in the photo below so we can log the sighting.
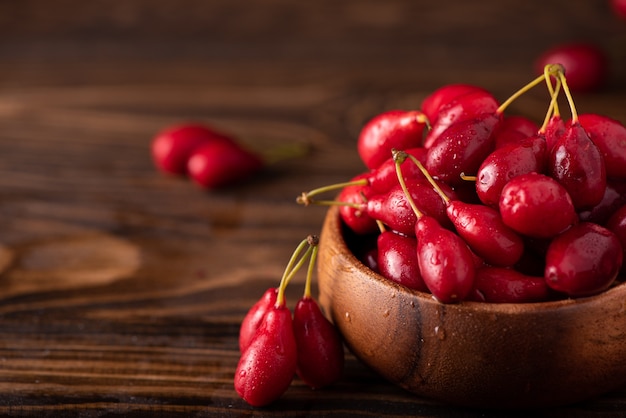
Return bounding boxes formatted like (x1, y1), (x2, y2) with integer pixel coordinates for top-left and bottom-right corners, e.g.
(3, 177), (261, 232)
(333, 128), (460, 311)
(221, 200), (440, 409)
(1, 0), (623, 148)
(0, 0), (625, 414)
(0, 0), (623, 88)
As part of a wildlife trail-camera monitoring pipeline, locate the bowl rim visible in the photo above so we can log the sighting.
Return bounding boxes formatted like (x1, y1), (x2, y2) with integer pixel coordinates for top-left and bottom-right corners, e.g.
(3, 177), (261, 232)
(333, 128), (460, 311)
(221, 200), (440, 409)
(324, 204), (626, 314)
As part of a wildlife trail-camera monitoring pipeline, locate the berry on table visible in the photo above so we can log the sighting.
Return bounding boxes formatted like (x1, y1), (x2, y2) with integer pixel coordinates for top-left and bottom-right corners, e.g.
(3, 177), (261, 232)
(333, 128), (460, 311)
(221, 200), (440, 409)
(151, 123), (232, 175)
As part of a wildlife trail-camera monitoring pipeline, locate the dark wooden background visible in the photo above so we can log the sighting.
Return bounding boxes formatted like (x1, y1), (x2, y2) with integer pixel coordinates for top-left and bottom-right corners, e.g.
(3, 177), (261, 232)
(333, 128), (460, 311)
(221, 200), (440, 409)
(0, 1), (625, 416)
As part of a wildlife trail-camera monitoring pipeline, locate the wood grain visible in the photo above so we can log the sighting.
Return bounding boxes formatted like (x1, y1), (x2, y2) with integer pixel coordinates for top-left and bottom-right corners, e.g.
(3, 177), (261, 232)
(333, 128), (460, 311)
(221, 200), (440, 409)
(0, 1), (625, 416)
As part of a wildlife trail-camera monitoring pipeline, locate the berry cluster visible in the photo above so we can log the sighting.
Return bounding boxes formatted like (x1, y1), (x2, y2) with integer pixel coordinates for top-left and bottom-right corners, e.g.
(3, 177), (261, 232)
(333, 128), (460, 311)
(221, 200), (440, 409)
(299, 64), (626, 304)
(235, 235), (344, 407)
(151, 123), (264, 189)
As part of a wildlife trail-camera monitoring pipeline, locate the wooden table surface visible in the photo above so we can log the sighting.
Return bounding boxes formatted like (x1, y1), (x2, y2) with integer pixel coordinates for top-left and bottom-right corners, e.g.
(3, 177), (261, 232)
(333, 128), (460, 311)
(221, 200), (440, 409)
(1, 1), (626, 416)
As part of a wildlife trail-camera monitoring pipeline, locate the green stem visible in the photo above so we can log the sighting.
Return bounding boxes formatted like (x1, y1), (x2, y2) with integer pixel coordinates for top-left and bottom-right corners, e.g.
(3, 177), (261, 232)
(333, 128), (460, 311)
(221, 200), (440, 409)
(405, 153), (451, 205)
(558, 70), (578, 123)
(297, 197), (362, 209)
(543, 64), (561, 118)
(393, 149), (423, 218)
(540, 75), (562, 133)
(296, 178), (367, 206)
(302, 235), (319, 299)
(496, 64), (562, 115)
(275, 237), (310, 307)
(496, 74), (544, 115)
(261, 142), (310, 165)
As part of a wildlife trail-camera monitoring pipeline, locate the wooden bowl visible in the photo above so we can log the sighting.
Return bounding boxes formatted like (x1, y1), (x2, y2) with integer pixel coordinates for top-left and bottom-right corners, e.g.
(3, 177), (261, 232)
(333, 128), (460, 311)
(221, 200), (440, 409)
(317, 205), (626, 409)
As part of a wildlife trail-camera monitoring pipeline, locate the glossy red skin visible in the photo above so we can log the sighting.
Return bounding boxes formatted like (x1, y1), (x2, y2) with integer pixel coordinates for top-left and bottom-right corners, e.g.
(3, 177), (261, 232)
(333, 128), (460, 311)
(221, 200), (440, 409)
(420, 84), (487, 124)
(415, 216), (476, 303)
(476, 135), (547, 207)
(499, 172), (578, 239)
(151, 123), (233, 175)
(535, 43), (608, 92)
(493, 115), (540, 149)
(423, 90), (499, 149)
(361, 247), (379, 273)
(239, 287), (278, 353)
(544, 222), (622, 297)
(612, 0), (626, 20)
(426, 113), (501, 185)
(544, 115), (566, 153)
(366, 179), (455, 236)
(549, 121), (607, 210)
(367, 147), (428, 194)
(337, 173), (378, 235)
(293, 297), (345, 389)
(357, 110), (427, 170)
(446, 200), (524, 267)
(578, 181), (626, 226)
(578, 113), (626, 180)
(469, 267), (550, 303)
(377, 231), (427, 291)
(607, 204), (626, 274)
(187, 140), (263, 189)
(235, 304), (297, 407)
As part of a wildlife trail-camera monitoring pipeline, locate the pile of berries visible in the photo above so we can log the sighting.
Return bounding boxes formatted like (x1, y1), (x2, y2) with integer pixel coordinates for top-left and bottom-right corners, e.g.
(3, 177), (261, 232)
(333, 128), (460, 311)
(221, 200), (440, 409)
(235, 235), (345, 407)
(299, 64), (626, 304)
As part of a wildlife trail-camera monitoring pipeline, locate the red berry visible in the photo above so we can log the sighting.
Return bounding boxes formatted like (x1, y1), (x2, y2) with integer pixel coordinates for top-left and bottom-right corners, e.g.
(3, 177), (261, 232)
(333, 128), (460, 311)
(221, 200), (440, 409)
(423, 89), (499, 148)
(544, 114), (566, 153)
(367, 179), (455, 236)
(425, 113), (500, 185)
(549, 121), (607, 210)
(187, 140), (263, 189)
(293, 297), (345, 389)
(239, 287), (278, 353)
(151, 123), (232, 175)
(415, 216), (476, 303)
(493, 115), (540, 149)
(470, 267), (550, 303)
(337, 174), (378, 235)
(535, 43), (608, 92)
(578, 181), (626, 225)
(544, 222), (622, 297)
(357, 110), (428, 170)
(476, 135), (548, 207)
(578, 113), (626, 180)
(367, 147), (428, 194)
(377, 230), (428, 291)
(421, 84), (488, 124)
(499, 172), (578, 239)
(446, 200), (525, 267)
(234, 304), (297, 407)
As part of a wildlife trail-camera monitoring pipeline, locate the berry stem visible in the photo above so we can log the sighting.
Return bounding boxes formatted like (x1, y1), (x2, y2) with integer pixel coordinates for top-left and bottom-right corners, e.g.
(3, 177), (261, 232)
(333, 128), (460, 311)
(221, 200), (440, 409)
(496, 64), (561, 115)
(557, 69), (578, 123)
(393, 149), (424, 218)
(540, 70), (562, 133)
(405, 151), (451, 205)
(258, 142), (311, 165)
(543, 64), (561, 118)
(276, 237), (313, 307)
(302, 235), (320, 300)
(297, 179), (368, 207)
